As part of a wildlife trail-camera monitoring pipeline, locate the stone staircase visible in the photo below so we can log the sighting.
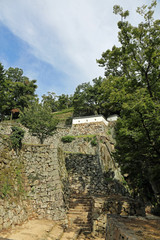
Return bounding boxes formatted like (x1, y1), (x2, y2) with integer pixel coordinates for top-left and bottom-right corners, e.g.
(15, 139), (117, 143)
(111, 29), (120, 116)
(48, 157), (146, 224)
(43, 194), (95, 240)
(67, 194), (92, 233)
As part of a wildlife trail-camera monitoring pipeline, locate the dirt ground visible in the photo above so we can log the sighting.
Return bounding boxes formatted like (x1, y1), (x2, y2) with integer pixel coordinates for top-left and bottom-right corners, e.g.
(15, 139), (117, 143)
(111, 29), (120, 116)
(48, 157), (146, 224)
(120, 215), (160, 240)
(0, 219), (63, 240)
(1, 215), (160, 240)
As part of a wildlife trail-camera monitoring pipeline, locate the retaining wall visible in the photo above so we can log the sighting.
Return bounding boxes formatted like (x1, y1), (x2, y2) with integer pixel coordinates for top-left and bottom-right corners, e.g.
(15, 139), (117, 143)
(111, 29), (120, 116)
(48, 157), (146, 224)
(0, 200), (32, 231)
(21, 145), (67, 221)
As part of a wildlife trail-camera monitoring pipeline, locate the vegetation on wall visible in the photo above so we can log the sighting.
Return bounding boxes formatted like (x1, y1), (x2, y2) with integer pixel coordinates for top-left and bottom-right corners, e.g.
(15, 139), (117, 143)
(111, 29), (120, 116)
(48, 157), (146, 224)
(61, 135), (75, 143)
(0, 149), (26, 200)
(61, 134), (98, 146)
(9, 126), (25, 150)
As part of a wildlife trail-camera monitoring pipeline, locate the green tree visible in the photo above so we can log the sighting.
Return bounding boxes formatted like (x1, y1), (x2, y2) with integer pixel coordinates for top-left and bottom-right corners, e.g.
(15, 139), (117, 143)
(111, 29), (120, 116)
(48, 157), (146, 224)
(73, 78), (103, 117)
(0, 63), (8, 120)
(41, 92), (58, 112)
(19, 101), (59, 144)
(5, 67), (37, 110)
(114, 89), (160, 202)
(57, 94), (73, 111)
(97, 1), (160, 204)
(97, 1), (160, 99)
(0, 65), (37, 121)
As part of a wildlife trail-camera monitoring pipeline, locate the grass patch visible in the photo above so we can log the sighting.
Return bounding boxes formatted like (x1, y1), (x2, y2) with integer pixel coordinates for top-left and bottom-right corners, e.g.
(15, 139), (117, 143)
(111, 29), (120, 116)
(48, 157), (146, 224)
(61, 134), (98, 146)
(64, 151), (95, 156)
(52, 107), (74, 116)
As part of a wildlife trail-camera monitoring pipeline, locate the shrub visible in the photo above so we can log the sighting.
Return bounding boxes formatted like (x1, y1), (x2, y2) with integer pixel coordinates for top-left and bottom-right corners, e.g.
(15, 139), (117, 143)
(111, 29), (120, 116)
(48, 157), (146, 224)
(10, 126), (25, 150)
(61, 135), (75, 143)
(90, 136), (98, 146)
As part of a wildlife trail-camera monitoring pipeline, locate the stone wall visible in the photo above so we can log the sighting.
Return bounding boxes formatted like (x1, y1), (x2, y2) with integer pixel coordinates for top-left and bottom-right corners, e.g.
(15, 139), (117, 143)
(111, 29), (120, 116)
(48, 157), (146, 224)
(0, 200), (32, 231)
(65, 153), (126, 197)
(61, 135), (123, 183)
(0, 134), (34, 230)
(0, 122), (70, 145)
(106, 215), (160, 240)
(92, 195), (145, 237)
(106, 215), (138, 240)
(65, 153), (109, 196)
(21, 145), (67, 221)
(60, 137), (97, 155)
(97, 136), (123, 182)
(70, 122), (108, 136)
(0, 131), (68, 230)
(0, 119), (139, 237)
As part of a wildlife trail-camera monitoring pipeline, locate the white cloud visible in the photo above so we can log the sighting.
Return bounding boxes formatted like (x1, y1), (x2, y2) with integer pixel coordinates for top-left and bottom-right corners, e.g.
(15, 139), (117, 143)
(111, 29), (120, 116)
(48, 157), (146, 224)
(0, 0), (159, 95)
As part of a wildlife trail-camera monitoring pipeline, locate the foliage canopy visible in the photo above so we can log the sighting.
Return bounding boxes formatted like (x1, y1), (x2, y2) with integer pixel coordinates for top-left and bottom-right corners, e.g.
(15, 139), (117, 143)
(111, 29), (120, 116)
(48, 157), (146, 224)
(0, 65), (37, 121)
(19, 102), (59, 144)
(96, 1), (160, 204)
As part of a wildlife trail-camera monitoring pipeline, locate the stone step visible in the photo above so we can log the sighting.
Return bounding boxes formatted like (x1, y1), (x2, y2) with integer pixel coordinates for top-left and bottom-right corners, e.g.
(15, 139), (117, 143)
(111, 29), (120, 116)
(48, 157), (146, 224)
(69, 196), (91, 201)
(59, 228), (81, 240)
(69, 202), (91, 206)
(69, 204), (91, 208)
(68, 195), (92, 235)
(68, 218), (91, 225)
(68, 209), (91, 213)
(69, 197), (91, 201)
(71, 223), (91, 229)
(69, 201), (91, 206)
(67, 212), (91, 219)
(68, 215), (91, 224)
(68, 208), (91, 212)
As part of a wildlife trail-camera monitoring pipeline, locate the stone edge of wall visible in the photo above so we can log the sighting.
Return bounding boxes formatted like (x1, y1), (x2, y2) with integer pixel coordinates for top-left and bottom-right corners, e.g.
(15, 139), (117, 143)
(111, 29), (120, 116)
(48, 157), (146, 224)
(106, 215), (139, 240)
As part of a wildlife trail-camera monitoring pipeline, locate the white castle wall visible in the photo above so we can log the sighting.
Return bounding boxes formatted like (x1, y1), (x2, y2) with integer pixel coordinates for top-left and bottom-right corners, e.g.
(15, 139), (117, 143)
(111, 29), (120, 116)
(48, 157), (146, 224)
(72, 115), (109, 126)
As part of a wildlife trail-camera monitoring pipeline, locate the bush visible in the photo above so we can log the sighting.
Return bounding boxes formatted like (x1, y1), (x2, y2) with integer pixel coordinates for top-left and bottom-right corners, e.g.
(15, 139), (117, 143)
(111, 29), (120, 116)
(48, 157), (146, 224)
(61, 135), (75, 143)
(10, 126), (25, 150)
(90, 136), (98, 146)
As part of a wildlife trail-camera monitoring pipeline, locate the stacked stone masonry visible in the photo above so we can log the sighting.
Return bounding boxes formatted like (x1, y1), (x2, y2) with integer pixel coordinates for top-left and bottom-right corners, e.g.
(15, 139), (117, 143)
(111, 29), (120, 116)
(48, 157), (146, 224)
(106, 215), (138, 240)
(71, 122), (108, 136)
(92, 195), (145, 237)
(0, 120), (154, 240)
(21, 145), (67, 221)
(0, 200), (32, 231)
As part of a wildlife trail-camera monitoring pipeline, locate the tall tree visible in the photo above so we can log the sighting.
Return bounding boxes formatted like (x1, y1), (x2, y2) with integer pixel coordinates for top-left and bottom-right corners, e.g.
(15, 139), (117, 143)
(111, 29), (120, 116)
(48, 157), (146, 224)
(97, 1), (160, 99)
(57, 94), (73, 111)
(73, 77), (104, 117)
(97, 1), (160, 204)
(41, 92), (58, 112)
(0, 63), (8, 120)
(0, 65), (37, 121)
(5, 67), (37, 110)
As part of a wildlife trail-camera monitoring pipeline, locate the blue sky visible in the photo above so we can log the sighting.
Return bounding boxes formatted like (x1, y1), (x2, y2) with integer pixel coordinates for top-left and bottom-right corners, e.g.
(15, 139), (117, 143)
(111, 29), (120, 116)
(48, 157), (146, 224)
(0, 0), (160, 99)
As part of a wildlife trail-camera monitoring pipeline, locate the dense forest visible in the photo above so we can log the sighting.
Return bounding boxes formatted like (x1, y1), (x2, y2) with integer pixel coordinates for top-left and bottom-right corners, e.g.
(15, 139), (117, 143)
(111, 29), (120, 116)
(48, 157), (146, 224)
(0, 2), (160, 210)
